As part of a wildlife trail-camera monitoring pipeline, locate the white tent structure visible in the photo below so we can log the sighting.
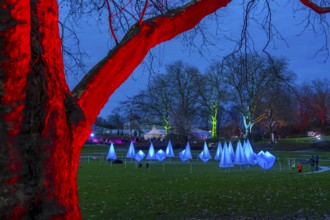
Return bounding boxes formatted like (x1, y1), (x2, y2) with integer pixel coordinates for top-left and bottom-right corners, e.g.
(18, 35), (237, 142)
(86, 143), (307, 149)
(199, 141), (212, 163)
(179, 141), (192, 162)
(234, 141), (246, 165)
(257, 151), (276, 170)
(126, 141), (136, 159)
(165, 140), (175, 158)
(156, 149), (166, 161)
(219, 143), (234, 168)
(106, 143), (117, 160)
(143, 126), (166, 140)
(135, 150), (145, 162)
(190, 128), (212, 140)
(146, 143), (157, 160)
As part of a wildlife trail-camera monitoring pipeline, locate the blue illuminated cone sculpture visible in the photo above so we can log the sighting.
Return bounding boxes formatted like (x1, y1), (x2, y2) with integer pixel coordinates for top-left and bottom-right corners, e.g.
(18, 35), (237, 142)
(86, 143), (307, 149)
(146, 142), (157, 160)
(126, 141), (136, 159)
(228, 141), (235, 161)
(247, 139), (258, 164)
(244, 139), (257, 165)
(214, 141), (223, 160)
(179, 141), (192, 162)
(257, 151), (276, 170)
(166, 140), (175, 158)
(106, 143), (117, 161)
(219, 143), (234, 168)
(134, 150), (145, 162)
(156, 149), (166, 161)
(199, 141), (212, 163)
(234, 141), (246, 165)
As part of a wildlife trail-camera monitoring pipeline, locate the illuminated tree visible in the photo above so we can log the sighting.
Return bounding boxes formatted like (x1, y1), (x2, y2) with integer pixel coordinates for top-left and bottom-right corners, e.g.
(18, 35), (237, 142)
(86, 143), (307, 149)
(1, 0), (329, 219)
(0, 0), (231, 218)
(222, 53), (293, 138)
(197, 63), (228, 138)
(132, 74), (174, 134)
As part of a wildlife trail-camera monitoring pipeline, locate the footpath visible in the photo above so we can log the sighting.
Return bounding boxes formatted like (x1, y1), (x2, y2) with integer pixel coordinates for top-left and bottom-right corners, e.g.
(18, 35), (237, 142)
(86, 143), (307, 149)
(302, 165), (330, 174)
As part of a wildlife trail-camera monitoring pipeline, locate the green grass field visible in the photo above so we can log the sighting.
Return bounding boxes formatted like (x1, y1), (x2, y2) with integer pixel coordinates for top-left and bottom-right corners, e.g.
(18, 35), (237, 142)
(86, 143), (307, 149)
(78, 145), (330, 219)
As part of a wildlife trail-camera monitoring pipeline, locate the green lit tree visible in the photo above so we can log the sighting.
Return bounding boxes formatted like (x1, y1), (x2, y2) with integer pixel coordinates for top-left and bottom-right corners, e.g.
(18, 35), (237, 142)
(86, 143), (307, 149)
(133, 74), (174, 134)
(197, 62), (229, 138)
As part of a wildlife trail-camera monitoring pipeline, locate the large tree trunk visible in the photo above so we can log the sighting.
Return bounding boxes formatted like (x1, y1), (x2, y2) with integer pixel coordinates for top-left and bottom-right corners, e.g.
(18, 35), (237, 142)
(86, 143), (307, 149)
(1, 0), (89, 218)
(1, 0), (232, 219)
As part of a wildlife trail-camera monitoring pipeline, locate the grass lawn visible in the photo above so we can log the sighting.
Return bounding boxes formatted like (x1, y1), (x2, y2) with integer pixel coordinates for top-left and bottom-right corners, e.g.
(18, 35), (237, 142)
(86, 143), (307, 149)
(78, 146), (330, 219)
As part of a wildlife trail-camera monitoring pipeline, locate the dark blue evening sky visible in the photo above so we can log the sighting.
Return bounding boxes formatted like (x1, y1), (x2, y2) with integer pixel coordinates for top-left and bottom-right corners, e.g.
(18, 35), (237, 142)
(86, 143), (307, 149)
(63, 1), (330, 118)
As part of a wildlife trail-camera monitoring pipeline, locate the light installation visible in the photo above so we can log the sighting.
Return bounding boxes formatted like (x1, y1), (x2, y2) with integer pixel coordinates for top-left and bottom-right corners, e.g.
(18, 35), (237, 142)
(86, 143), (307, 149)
(106, 143), (117, 160)
(214, 141), (223, 160)
(234, 141), (246, 165)
(126, 141), (136, 159)
(165, 140), (175, 158)
(199, 141), (212, 163)
(179, 141), (192, 162)
(146, 143), (157, 160)
(219, 143), (234, 168)
(257, 151), (276, 170)
(135, 150), (145, 162)
(156, 149), (166, 161)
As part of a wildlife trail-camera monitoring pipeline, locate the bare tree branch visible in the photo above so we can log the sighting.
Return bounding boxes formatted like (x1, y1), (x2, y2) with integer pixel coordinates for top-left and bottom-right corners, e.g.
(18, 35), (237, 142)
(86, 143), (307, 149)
(71, 0), (231, 125)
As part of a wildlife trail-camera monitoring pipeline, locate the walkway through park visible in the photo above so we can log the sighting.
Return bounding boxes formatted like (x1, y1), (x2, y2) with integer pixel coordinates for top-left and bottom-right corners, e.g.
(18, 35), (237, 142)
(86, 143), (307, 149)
(302, 165), (330, 174)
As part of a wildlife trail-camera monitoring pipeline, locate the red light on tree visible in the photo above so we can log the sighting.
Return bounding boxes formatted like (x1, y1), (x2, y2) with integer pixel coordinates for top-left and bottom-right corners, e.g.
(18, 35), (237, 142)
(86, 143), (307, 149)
(300, 0), (330, 14)
(0, 0), (230, 218)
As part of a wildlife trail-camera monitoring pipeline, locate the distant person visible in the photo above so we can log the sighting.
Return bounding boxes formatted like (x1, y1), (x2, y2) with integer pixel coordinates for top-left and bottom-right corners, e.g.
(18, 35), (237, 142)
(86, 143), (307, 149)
(315, 155), (319, 171)
(291, 162), (296, 170)
(297, 162), (302, 173)
(310, 155), (315, 172)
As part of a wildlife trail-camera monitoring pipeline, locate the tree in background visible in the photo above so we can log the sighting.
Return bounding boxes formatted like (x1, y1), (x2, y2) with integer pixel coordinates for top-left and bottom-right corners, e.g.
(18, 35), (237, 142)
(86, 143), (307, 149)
(261, 77), (296, 142)
(310, 79), (330, 132)
(166, 61), (202, 140)
(119, 97), (143, 138)
(222, 105), (244, 138)
(133, 74), (174, 134)
(293, 84), (314, 133)
(107, 107), (125, 130)
(196, 62), (229, 138)
(222, 53), (294, 138)
(293, 79), (330, 134)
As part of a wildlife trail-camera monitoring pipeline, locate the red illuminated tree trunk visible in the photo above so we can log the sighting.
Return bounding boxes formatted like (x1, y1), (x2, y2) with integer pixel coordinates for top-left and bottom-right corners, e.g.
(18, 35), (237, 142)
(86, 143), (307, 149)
(0, 0), (231, 219)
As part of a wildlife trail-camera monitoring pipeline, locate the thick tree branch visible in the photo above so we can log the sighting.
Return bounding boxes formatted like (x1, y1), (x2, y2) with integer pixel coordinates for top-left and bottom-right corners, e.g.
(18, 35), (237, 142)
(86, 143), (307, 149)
(300, 0), (330, 14)
(72, 0), (231, 125)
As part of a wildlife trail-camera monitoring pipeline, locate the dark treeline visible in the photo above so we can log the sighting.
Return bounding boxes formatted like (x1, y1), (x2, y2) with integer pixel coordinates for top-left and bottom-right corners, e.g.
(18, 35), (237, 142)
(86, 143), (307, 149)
(100, 53), (330, 142)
